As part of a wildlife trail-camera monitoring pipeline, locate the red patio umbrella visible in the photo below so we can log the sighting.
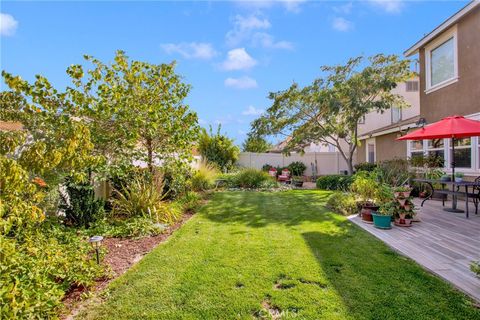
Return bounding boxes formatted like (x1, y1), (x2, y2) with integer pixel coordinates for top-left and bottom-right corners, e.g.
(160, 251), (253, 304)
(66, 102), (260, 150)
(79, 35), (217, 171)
(397, 115), (480, 212)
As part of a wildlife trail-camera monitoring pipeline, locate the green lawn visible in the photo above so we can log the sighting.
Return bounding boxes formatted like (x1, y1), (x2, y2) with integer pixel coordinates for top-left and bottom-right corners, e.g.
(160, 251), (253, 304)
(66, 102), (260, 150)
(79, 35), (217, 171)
(79, 190), (480, 319)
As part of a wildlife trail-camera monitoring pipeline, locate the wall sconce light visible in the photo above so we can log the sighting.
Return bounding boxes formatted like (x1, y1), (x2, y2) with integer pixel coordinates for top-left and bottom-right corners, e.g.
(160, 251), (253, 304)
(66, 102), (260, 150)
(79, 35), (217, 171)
(415, 117), (427, 128)
(89, 235), (104, 265)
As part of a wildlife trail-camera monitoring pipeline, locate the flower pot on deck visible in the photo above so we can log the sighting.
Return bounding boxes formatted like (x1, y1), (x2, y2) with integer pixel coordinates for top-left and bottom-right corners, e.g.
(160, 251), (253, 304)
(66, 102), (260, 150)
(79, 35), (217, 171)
(361, 204), (379, 224)
(372, 213), (392, 229)
(395, 217), (413, 227)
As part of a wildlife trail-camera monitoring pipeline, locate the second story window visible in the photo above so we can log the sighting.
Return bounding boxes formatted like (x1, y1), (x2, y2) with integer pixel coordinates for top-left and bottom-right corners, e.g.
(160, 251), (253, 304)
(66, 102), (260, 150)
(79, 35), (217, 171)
(405, 81), (419, 92)
(425, 26), (458, 93)
(391, 107), (402, 123)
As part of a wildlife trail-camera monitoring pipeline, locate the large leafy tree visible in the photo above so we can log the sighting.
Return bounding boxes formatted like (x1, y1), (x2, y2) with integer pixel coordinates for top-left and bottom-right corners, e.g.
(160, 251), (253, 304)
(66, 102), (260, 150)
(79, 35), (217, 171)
(198, 125), (240, 172)
(67, 50), (200, 175)
(242, 133), (272, 153)
(251, 54), (413, 174)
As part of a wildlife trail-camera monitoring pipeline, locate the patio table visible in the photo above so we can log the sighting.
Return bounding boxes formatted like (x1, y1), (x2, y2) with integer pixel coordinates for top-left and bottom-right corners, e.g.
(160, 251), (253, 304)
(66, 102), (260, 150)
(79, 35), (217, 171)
(413, 178), (480, 218)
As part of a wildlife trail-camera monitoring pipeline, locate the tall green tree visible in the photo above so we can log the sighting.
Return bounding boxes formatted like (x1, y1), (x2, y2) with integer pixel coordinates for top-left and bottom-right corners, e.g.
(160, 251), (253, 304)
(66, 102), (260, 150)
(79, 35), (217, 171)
(251, 54), (413, 174)
(198, 125), (239, 172)
(66, 50), (200, 175)
(242, 134), (272, 153)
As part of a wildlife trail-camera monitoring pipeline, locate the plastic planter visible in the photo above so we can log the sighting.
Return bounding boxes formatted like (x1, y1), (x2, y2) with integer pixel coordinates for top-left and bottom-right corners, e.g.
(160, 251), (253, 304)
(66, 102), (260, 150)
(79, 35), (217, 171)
(372, 213), (392, 229)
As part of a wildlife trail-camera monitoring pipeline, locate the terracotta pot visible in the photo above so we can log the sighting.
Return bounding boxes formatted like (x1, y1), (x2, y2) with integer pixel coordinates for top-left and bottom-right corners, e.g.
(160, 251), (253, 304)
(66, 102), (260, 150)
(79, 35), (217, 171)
(361, 204), (379, 224)
(399, 213), (406, 220)
(404, 205), (411, 211)
(402, 191), (411, 198)
(395, 218), (413, 227)
(397, 198), (407, 206)
(394, 192), (402, 198)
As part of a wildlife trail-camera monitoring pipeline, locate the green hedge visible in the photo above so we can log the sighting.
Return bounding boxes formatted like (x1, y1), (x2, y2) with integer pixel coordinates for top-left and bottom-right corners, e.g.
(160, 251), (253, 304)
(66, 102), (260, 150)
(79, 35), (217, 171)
(326, 192), (360, 216)
(316, 175), (354, 191)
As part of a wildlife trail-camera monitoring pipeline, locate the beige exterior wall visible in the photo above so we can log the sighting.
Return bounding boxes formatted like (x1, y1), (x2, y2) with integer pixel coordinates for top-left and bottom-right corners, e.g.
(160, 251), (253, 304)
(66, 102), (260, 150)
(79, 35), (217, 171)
(358, 77), (420, 137)
(418, 6), (480, 122)
(375, 133), (408, 162)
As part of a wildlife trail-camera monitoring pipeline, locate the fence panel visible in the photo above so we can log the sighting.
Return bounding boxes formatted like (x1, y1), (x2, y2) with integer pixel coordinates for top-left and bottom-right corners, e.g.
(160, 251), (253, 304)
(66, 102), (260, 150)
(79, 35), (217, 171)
(237, 152), (353, 176)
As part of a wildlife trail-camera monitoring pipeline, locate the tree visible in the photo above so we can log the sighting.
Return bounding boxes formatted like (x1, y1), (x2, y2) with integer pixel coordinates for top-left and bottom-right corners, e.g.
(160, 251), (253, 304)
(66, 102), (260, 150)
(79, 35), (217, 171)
(66, 50), (199, 175)
(198, 125), (239, 172)
(250, 54), (413, 174)
(242, 134), (272, 153)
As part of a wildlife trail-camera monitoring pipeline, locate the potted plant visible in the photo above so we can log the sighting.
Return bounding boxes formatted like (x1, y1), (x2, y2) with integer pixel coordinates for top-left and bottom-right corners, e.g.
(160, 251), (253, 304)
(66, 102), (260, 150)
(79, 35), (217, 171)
(454, 172), (464, 183)
(440, 174), (451, 182)
(350, 172), (380, 224)
(393, 185), (412, 198)
(292, 176), (304, 187)
(394, 197), (416, 227)
(373, 200), (395, 229)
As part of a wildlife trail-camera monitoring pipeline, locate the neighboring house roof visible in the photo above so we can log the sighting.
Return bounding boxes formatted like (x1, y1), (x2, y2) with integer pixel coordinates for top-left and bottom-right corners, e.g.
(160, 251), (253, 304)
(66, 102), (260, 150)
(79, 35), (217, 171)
(358, 115), (421, 140)
(404, 0), (480, 56)
(0, 121), (23, 131)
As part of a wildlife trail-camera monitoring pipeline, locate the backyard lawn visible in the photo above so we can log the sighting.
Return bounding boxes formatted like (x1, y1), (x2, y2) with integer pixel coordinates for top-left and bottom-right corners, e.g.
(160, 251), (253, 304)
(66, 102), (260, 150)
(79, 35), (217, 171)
(79, 190), (480, 319)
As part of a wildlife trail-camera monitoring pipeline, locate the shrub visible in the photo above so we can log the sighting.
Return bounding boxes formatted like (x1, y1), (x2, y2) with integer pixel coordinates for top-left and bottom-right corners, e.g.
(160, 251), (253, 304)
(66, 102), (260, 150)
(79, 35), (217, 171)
(191, 162), (218, 191)
(376, 159), (413, 187)
(177, 191), (201, 212)
(471, 261), (480, 277)
(0, 225), (105, 319)
(326, 192), (360, 216)
(60, 177), (105, 228)
(111, 173), (166, 219)
(262, 164), (273, 172)
(288, 161), (307, 176)
(89, 216), (166, 239)
(220, 169), (278, 189)
(354, 162), (377, 172)
(198, 125), (239, 172)
(234, 168), (275, 189)
(316, 175), (353, 191)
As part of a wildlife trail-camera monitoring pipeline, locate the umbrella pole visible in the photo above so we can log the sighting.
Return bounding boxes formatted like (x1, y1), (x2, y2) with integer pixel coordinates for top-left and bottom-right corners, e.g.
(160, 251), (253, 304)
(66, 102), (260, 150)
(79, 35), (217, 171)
(444, 137), (464, 213)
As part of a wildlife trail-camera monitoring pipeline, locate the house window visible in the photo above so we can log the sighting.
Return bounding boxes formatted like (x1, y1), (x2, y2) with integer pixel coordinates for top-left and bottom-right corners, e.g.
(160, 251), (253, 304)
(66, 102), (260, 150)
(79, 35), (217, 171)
(425, 26), (457, 92)
(367, 143), (375, 163)
(451, 138), (472, 169)
(427, 139), (445, 167)
(391, 107), (402, 123)
(405, 81), (419, 92)
(409, 140), (424, 162)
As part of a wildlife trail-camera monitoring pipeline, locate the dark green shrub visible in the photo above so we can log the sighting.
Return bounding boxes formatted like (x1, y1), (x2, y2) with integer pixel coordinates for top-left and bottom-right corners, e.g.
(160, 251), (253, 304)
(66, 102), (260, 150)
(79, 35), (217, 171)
(316, 175), (353, 191)
(471, 261), (480, 277)
(262, 164), (273, 171)
(219, 169), (278, 189)
(326, 192), (360, 216)
(354, 162), (377, 172)
(0, 224), (105, 319)
(288, 161), (307, 176)
(60, 177), (105, 228)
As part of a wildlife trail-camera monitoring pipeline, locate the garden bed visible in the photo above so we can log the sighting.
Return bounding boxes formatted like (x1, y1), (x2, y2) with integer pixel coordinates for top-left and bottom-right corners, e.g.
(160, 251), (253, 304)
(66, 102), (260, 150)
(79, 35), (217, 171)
(62, 211), (196, 319)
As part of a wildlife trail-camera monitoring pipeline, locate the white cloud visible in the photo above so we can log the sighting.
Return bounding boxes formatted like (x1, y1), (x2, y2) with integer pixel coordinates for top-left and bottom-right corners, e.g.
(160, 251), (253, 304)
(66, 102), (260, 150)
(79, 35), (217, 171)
(0, 13), (18, 36)
(242, 105), (264, 116)
(333, 2), (353, 14)
(369, 0), (404, 14)
(226, 14), (271, 47)
(225, 76), (258, 89)
(234, 0), (306, 13)
(161, 42), (217, 60)
(252, 32), (293, 50)
(332, 17), (353, 32)
(221, 48), (257, 71)
(226, 13), (293, 50)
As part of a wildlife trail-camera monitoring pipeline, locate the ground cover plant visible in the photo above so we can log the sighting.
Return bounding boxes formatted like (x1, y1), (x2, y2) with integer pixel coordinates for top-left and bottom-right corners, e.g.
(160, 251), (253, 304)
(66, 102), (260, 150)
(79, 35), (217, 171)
(78, 191), (480, 320)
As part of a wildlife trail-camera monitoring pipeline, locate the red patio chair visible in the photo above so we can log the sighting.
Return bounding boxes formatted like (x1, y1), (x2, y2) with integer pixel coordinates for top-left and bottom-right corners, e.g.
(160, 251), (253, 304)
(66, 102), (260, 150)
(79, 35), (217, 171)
(278, 169), (291, 183)
(268, 168), (277, 178)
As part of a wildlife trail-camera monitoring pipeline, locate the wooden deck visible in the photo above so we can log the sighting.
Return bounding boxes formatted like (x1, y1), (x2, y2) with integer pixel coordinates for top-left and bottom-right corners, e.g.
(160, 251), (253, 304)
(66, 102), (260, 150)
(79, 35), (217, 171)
(349, 198), (480, 302)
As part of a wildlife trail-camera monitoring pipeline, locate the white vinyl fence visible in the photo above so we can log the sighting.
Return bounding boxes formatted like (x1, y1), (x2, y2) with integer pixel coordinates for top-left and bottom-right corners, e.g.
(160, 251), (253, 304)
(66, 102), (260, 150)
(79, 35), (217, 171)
(237, 152), (353, 177)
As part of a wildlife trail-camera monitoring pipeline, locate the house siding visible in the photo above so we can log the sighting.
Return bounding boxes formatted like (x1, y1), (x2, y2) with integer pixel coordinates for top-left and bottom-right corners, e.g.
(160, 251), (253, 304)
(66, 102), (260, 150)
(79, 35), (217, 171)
(374, 132), (407, 162)
(419, 6), (480, 122)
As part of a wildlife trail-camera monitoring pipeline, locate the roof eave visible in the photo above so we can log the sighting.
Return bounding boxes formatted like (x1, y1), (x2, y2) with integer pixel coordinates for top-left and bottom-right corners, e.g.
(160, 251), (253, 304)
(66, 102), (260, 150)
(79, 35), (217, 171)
(404, 1), (480, 57)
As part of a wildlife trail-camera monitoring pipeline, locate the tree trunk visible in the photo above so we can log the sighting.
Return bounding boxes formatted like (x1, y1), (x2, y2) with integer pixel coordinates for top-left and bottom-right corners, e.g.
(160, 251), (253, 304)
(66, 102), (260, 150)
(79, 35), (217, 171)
(346, 158), (354, 175)
(146, 137), (154, 174)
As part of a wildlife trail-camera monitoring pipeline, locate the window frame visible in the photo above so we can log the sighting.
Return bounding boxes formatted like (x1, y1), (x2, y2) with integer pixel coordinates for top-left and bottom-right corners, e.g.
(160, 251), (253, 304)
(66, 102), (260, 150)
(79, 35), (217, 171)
(366, 138), (376, 164)
(391, 107), (402, 124)
(424, 26), (458, 94)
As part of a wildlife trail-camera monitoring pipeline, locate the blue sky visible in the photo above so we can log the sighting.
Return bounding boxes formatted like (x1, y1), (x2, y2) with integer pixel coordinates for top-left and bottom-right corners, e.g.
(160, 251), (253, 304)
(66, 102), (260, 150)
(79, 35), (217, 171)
(0, 0), (469, 145)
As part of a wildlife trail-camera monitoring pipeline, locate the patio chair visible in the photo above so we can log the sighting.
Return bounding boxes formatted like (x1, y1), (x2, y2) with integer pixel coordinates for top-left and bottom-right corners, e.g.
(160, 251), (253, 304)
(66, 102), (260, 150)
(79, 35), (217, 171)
(278, 169), (291, 183)
(268, 168), (277, 178)
(473, 176), (480, 215)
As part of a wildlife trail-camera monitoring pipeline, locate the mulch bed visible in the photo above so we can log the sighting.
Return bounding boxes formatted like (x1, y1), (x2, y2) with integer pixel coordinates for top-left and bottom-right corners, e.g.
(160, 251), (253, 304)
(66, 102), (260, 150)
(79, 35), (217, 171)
(61, 211), (195, 318)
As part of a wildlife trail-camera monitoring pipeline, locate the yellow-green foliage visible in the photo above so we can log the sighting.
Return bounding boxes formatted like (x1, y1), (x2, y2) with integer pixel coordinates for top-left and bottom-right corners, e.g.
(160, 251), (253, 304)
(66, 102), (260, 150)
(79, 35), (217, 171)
(326, 192), (360, 216)
(191, 162), (218, 191)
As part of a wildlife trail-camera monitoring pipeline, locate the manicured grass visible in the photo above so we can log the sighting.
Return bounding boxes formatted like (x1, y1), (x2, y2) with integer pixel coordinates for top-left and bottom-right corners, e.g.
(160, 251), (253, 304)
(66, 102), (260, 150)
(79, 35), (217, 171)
(80, 190), (480, 319)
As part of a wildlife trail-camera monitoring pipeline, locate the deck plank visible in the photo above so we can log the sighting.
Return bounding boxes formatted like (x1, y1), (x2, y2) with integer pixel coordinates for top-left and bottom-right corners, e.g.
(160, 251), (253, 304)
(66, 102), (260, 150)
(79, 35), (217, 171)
(349, 199), (480, 302)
